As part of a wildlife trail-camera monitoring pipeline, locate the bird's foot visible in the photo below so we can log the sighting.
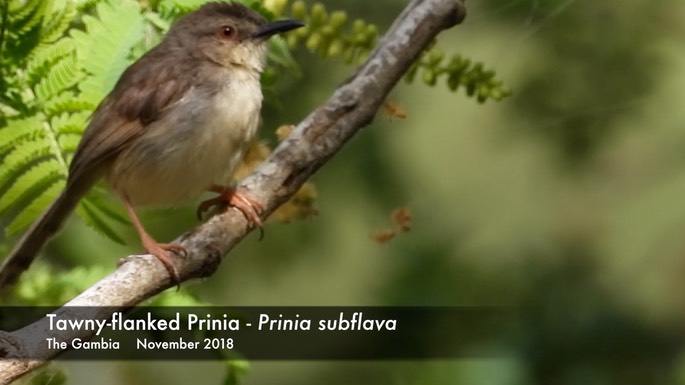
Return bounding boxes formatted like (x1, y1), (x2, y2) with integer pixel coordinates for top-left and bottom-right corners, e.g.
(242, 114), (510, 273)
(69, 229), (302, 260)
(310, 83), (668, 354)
(141, 236), (185, 285)
(197, 187), (263, 228)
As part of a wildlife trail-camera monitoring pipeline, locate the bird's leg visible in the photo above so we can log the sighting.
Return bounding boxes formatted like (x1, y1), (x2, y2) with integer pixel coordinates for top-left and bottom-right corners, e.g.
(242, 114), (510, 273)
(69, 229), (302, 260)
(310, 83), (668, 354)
(123, 196), (184, 283)
(197, 184), (263, 227)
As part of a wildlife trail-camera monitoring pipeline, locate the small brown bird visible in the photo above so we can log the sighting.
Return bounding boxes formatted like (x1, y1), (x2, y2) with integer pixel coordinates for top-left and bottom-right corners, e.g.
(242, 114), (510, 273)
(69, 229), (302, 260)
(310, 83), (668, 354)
(0, 2), (304, 288)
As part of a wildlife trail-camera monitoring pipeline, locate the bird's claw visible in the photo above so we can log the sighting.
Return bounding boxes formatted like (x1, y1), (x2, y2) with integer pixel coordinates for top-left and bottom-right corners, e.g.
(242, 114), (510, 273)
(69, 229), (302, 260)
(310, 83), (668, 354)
(197, 188), (264, 228)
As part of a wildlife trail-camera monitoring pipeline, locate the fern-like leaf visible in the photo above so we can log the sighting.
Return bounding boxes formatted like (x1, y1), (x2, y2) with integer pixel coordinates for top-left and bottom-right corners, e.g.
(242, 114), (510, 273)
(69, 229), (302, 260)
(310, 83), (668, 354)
(34, 48), (82, 102)
(0, 116), (43, 152)
(4, 0), (50, 61)
(0, 138), (53, 193)
(25, 38), (76, 88)
(2, 0), (157, 245)
(0, 160), (65, 219)
(5, 180), (64, 237)
(77, 198), (126, 244)
(43, 92), (95, 118)
(51, 111), (89, 155)
(83, 186), (129, 225)
(41, 0), (76, 44)
(51, 110), (89, 134)
(157, 0), (211, 18)
(8, 0), (46, 26)
(71, 0), (145, 101)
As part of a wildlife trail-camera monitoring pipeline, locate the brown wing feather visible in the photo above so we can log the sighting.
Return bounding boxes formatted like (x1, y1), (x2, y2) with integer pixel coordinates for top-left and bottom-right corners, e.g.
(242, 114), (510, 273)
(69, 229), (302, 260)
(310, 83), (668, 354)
(68, 43), (196, 185)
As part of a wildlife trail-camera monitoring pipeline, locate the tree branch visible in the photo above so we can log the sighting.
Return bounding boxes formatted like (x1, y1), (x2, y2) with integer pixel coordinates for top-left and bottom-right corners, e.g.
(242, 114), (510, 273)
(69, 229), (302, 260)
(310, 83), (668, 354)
(0, 0), (466, 382)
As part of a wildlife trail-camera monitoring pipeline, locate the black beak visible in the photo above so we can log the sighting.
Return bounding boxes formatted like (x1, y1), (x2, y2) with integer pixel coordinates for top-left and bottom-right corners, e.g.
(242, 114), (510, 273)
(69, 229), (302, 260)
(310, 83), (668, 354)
(252, 19), (305, 39)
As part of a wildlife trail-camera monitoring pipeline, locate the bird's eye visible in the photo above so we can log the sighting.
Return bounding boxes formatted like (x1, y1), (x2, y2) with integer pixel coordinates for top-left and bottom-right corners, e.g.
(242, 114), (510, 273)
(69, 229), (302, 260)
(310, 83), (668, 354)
(219, 25), (235, 39)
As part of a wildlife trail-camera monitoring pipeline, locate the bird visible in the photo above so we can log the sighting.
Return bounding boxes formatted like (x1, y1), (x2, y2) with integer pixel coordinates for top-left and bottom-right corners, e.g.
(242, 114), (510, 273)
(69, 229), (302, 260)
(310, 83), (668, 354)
(0, 2), (304, 289)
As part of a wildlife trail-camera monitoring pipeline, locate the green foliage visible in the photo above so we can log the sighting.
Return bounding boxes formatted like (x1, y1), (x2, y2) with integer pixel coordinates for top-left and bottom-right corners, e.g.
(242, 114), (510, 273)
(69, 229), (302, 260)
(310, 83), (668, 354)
(28, 365), (68, 385)
(0, 0), (132, 244)
(406, 48), (512, 102)
(14, 263), (109, 305)
(223, 360), (251, 385)
(12, 260), (208, 305)
(71, 1), (145, 102)
(285, 0), (378, 63)
(279, 0), (510, 103)
(157, 0), (213, 18)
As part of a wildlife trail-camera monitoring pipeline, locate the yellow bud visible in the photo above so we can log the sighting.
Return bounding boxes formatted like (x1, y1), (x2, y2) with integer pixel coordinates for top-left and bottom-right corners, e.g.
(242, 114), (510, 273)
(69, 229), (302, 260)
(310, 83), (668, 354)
(327, 40), (343, 57)
(320, 25), (335, 37)
(275, 125), (295, 140)
(423, 70), (436, 86)
(264, 0), (287, 17)
(490, 89), (503, 100)
(311, 3), (327, 25)
(466, 83), (476, 96)
(428, 50), (444, 65)
(329, 11), (347, 30)
(365, 24), (378, 41)
(353, 19), (365, 33)
(356, 50), (369, 64)
(447, 75), (460, 91)
(448, 55), (463, 71)
(296, 25), (310, 38)
(306, 33), (322, 51)
(291, 0), (307, 20)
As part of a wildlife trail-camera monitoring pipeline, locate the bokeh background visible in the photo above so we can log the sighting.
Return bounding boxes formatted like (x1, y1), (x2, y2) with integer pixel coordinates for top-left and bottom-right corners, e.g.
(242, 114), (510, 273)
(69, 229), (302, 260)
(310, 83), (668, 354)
(28, 0), (685, 383)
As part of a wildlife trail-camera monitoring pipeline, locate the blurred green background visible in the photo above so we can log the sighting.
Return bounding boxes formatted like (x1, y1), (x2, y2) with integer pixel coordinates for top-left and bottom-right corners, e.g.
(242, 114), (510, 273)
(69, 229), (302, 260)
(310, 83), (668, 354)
(26, 0), (685, 383)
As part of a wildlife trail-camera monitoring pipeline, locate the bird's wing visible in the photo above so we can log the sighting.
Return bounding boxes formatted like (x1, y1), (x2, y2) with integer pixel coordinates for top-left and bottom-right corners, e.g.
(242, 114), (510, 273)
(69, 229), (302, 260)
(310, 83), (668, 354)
(67, 46), (196, 185)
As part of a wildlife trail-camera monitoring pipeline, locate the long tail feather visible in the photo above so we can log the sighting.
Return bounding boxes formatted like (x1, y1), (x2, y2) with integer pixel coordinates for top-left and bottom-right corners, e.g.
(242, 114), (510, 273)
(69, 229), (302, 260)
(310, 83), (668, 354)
(0, 188), (84, 290)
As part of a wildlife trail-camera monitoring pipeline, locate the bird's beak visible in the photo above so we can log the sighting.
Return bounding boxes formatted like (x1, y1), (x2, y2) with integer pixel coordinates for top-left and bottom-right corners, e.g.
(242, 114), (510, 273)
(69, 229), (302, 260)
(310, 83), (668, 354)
(251, 19), (305, 39)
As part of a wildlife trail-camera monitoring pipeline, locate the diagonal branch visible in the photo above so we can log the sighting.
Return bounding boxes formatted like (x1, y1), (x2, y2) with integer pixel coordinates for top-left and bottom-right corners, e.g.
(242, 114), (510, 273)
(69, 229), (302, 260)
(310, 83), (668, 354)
(0, 0), (465, 382)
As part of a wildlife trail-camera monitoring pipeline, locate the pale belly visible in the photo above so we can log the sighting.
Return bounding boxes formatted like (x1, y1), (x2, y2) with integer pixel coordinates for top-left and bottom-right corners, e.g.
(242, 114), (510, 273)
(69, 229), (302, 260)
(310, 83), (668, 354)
(108, 77), (262, 207)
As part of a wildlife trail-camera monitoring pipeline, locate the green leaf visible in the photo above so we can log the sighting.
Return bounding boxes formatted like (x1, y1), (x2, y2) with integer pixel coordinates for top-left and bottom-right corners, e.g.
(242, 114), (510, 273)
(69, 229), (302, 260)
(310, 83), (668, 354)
(7, 0), (48, 37)
(4, 0), (50, 61)
(83, 185), (129, 225)
(0, 116), (43, 152)
(51, 110), (89, 135)
(26, 38), (76, 88)
(267, 36), (301, 74)
(0, 159), (64, 218)
(223, 360), (250, 385)
(76, 197), (126, 244)
(71, 0), (145, 101)
(41, 0), (77, 43)
(34, 49), (82, 101)
(0, 139), (53, 191)
(157, 0), (209, 16)
(6, 180), (64, 237)
(43, 92), (96, 117)
(57, 132), (81, 154)
(28, 365), (68, 385)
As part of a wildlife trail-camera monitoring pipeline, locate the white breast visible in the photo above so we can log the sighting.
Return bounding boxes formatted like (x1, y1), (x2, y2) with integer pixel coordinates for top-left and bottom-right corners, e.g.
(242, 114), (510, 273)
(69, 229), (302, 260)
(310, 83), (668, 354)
(109, 68), (263, 207)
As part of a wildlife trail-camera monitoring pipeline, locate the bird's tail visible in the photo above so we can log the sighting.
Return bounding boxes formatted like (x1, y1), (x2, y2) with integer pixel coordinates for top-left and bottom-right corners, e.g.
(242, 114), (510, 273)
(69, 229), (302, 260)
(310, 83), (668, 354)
(0, 187), (83, 290)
